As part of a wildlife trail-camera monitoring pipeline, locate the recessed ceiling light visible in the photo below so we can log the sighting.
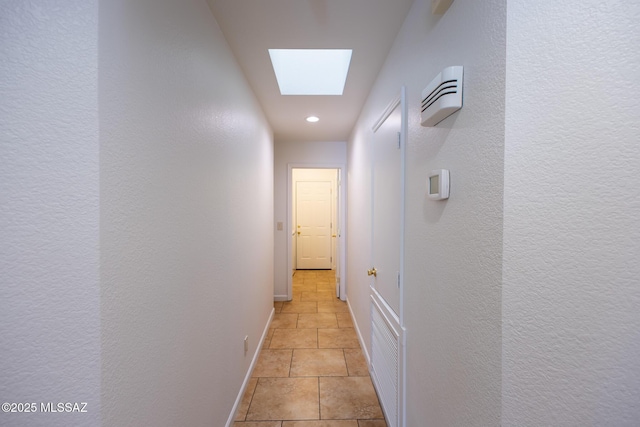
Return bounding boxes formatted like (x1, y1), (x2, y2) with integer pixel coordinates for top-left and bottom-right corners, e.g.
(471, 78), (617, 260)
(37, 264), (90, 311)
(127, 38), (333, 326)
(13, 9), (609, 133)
(268, 49), (352, 95)
(306, 116), (320, 123)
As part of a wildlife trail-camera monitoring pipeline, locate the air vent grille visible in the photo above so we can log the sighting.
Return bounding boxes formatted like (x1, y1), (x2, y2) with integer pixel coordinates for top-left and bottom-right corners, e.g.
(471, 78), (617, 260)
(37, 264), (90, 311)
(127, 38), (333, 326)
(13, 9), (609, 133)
(420, 66), (463, 127)
(371, 299), (399, 427)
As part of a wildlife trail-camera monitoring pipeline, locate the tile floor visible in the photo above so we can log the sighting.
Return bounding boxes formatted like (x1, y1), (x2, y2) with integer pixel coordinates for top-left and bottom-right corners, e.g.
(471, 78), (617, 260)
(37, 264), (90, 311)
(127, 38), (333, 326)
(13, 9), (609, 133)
(234, 270), (388, 427)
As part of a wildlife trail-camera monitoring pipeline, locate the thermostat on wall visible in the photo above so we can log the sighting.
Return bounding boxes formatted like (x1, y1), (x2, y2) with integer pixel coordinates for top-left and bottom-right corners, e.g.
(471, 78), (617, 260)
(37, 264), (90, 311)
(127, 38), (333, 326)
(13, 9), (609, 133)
(427, 169), (449, 200)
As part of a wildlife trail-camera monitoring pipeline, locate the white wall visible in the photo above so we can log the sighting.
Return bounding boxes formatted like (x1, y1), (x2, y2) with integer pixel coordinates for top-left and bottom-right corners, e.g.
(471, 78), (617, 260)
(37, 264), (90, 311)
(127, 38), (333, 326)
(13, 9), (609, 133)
(100, 0), (274, 426)
(0, 2), (100, 426)
(503, 1), (640, 425)
(274, 141), (346, 299)
(347, 0), (505, 425)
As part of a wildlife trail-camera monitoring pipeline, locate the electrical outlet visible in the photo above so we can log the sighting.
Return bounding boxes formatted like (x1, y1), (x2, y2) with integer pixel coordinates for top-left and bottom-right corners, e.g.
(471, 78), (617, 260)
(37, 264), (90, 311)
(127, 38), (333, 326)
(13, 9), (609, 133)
(244, 336), (249, 354)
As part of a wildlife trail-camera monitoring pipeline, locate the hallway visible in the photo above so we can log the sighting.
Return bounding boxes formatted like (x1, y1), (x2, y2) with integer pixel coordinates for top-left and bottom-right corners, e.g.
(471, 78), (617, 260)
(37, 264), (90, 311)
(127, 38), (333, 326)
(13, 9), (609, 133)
(234, 270), (387, 426)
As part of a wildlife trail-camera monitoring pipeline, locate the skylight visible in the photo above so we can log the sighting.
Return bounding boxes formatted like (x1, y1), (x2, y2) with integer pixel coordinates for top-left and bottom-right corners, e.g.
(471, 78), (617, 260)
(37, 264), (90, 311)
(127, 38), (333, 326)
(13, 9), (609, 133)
(268, 49), (352, 95)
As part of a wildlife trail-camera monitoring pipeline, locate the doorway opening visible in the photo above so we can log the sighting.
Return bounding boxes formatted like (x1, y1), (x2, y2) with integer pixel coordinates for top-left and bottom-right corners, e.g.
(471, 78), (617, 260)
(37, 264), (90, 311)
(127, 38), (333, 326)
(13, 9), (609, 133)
(287, 166), (345, 301)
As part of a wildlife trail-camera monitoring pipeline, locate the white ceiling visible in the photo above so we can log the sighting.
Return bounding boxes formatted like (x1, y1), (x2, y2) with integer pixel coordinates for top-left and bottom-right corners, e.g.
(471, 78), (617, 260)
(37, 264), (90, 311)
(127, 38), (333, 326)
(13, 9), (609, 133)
(206, 0), (415, 142)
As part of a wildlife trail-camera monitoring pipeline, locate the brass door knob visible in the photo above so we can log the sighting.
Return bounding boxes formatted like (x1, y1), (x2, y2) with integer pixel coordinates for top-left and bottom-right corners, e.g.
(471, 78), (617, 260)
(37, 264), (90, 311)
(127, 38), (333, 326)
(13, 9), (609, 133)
(367, 268), (377, 277)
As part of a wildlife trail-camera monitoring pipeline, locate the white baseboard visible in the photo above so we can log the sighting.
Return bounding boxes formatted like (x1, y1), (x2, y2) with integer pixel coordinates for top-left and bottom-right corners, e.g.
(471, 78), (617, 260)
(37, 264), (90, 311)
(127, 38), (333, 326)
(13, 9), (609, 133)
(273, 294), (289, 302)
(346, 298), (371, 367)
(225, 307), (274, 427)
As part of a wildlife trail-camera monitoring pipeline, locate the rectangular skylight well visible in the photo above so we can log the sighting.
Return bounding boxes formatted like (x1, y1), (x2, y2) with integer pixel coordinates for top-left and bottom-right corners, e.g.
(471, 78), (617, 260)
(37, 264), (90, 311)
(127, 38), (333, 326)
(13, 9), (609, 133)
(268, 49), (352, 95)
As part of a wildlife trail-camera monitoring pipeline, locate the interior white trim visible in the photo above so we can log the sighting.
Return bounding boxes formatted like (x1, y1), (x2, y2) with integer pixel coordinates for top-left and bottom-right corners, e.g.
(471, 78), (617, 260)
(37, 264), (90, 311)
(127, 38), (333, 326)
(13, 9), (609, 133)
(372, 94), (402, 132)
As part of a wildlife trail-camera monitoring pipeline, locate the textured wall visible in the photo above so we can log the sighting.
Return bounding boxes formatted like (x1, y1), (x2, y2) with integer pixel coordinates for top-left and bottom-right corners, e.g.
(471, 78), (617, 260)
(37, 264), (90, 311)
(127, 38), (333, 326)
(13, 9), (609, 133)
(346, 118), (375, 357)
(348, 0), (505, 425)
(503, 1), (640, 425)
(0, 1), (100, 426)
(273, 141), (346, 299)
(99, 0), (274, 425)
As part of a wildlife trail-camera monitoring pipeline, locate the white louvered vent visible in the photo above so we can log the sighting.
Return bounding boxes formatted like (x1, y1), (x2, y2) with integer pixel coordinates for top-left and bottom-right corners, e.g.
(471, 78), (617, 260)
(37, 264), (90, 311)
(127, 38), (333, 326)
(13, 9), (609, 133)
(420, 65), (463, 127)
(371, 299), (400, 427)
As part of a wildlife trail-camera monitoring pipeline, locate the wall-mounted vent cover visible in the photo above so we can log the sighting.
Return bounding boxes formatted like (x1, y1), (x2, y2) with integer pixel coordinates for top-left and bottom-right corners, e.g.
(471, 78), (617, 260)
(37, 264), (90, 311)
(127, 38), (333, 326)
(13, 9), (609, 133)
(371, 297), (400, 427)
(420, 65), (463, 127)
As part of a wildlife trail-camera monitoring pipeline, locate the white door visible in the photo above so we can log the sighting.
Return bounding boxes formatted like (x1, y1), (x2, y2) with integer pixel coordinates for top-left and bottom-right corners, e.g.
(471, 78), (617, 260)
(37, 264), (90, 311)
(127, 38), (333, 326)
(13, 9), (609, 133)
(369, 92), (405, 427)
(371, 102), (402, 315)
(296, 181), (332, 269)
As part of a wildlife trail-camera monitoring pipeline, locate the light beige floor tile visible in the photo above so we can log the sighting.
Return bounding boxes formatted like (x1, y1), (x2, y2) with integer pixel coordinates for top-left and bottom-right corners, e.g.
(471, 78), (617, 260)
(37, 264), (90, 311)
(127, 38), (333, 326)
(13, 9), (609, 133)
(263, 328), (276, 349)
(319, 377), (383, 420)
(270, 328), (318, 349)
(357, 420), (387, 427)
(317, 301), (349, 313)
(296, 270), (320, 277)
(274, 302), (284, 313)
(297, 313), (338, 329)
(264, 328), (275, 347)
(316, 284), (337, 293)
(235, 377), (258, 421)
(283, 421), (358, 427)
(335, 300), (349, 308)
(336, 313), (353, 328)
(290, 349), (348, 377)
(247, 377), (319, 421)
(300, 292), (319, 302)
(317, 291), (338, 301)
(234, 422), (282, 427)
(294, 288), (317, 296)
(281, 301), (318, 314)
(251, 272), (385, 425)
(271, 313), (299, 329)
(318, 328), (360, 349)
(344, 349), (369, 376)
(253, 349), (293, 377)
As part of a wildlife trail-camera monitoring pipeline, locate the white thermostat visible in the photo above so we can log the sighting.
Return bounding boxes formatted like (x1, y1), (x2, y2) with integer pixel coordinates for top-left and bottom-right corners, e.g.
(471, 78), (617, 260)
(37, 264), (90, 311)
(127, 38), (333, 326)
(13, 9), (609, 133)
(427, 169), (449, 200)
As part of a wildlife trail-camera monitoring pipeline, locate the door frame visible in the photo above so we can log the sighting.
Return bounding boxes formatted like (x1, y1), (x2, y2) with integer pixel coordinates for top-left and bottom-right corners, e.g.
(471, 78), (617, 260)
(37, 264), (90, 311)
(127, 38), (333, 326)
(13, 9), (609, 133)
(286, 163), (346, 301)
